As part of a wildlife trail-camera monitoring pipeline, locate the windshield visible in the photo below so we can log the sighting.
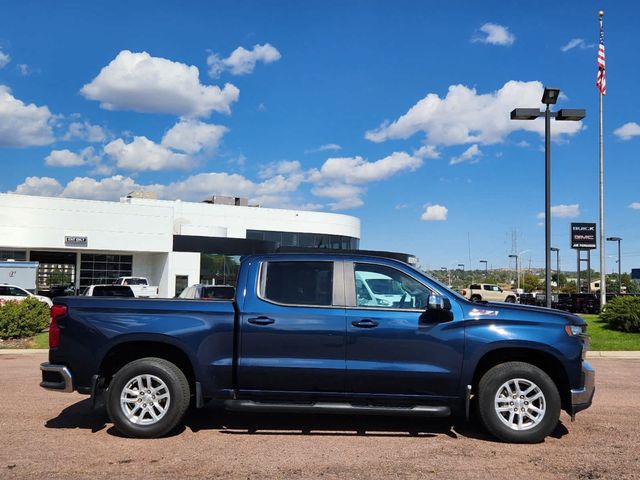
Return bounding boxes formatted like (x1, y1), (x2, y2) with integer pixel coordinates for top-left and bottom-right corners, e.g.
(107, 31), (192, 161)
(121, 278), (148, 285)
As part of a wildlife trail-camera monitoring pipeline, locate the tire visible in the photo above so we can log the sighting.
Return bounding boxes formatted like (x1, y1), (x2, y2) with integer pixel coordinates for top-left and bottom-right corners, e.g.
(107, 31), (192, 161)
(471, 295), (482, 303)
(505, 296), (516, 303)
(106, 357), (190, 438)
(477, 361), (560, 443)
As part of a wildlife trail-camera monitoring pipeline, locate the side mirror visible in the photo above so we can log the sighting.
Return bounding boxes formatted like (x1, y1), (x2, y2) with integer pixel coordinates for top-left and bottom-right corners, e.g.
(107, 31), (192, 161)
(427, 294), (451, 311)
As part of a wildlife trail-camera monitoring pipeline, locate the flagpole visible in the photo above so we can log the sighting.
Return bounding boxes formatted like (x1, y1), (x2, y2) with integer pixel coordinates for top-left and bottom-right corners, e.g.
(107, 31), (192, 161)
(598, 10), (606, 309)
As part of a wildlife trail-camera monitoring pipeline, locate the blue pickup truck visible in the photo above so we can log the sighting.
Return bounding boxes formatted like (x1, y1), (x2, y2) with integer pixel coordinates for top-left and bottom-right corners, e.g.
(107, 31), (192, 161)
(40, 253), (594, 443)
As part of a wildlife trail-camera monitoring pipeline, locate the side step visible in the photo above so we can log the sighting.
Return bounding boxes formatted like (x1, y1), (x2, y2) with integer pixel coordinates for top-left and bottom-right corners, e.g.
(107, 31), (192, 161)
(224, 400), (450, 417)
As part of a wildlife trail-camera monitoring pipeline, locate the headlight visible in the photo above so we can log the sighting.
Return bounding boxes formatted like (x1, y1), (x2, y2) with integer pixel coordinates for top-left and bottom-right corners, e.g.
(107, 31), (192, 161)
(565, 325), (585, 336)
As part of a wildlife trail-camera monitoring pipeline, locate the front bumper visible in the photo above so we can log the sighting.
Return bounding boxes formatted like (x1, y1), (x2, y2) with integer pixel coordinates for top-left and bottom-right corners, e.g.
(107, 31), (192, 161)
(570, 361), (595, 417)
(40, 363), (73, 393)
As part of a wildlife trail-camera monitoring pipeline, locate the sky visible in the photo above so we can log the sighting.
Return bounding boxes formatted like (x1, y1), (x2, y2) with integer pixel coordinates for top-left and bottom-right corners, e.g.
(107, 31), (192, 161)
(0, 0), (638, 273)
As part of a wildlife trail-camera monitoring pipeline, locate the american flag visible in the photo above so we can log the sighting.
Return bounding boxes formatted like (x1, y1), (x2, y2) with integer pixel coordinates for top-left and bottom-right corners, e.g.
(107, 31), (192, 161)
(596, 16), (606, 95)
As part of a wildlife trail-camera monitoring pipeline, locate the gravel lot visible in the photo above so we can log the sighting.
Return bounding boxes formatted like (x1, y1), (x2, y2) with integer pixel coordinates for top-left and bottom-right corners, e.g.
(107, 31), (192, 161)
(0, 353), (638, 479)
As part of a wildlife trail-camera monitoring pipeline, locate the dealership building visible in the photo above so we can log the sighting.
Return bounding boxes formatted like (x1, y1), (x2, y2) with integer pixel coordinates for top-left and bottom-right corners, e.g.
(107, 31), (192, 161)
(0, 193), (360, 297)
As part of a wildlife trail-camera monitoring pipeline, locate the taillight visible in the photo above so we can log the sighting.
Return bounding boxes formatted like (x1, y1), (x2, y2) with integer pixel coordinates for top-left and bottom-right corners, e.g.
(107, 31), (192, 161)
(49, 304), (67, 349)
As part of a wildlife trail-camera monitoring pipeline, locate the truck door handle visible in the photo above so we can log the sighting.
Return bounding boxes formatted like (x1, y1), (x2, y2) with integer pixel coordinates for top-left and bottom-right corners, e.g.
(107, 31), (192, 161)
(351, 319), (379, 328)
(248, 316), (275, 325)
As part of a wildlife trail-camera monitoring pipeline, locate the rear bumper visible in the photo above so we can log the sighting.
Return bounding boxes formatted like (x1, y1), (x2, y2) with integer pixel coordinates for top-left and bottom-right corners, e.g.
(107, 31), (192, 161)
(570, 361), (595, 417)
(40, 363), (73, 393)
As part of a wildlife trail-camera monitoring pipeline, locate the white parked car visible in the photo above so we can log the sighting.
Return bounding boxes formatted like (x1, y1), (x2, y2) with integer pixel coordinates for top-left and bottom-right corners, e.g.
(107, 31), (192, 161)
(82, 285), (135, 297)
(0, 284), (53, 307)
(113, 277), (159, 298)
(463, 283), (517, 303)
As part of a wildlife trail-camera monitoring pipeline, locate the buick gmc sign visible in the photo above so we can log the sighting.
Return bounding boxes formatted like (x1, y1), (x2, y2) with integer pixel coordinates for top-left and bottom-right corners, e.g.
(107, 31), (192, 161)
(571, 223), (597, 249)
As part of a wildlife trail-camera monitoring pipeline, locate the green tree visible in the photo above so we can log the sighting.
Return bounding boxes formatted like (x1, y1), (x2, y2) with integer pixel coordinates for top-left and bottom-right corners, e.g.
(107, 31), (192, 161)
(521, 273), (542, 292)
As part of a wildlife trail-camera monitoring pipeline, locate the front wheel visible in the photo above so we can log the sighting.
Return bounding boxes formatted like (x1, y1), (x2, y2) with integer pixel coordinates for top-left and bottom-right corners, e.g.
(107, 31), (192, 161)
(106, 357), (190, 438)
(478, 362), (560, 443)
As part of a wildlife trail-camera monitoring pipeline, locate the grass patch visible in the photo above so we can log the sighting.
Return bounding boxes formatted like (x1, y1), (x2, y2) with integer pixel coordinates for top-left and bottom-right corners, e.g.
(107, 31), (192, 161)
(27, 331), (49, 349)
(581, 314), (640, 351)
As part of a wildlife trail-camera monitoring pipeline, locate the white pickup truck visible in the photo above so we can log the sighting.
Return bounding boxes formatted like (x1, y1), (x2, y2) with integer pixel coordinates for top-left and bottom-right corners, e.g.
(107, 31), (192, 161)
(113, 277), (159, 298)
(462, 283), (517, 303)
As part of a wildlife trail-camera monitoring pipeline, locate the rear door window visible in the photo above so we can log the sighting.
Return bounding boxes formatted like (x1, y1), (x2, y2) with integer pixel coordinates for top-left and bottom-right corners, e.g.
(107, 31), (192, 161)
(262, 261), (333, 306)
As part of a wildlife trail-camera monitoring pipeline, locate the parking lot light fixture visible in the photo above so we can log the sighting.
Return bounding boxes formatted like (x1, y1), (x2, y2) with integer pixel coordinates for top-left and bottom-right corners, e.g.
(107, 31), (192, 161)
(606, 237), (622, 294)
(510, 87), (585, 308)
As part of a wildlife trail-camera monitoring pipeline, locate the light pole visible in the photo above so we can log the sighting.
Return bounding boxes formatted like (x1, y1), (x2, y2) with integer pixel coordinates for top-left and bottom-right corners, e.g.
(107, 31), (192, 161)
(606, 237), (622, 294)
(551, 247), (560, 294)
(508, 254), (519, 290)
(480, 259), (488, 276)
(511, 87), (585, 307)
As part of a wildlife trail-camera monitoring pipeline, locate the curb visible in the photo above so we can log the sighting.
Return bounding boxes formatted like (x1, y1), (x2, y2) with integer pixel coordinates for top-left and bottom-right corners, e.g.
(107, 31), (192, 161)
(0, 349), (48, 355)
(1, 349), (639, 358)
(586, 351), (640, 359)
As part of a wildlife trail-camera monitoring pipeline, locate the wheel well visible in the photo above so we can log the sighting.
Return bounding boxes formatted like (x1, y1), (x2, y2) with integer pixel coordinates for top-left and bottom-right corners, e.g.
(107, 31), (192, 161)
(471, 348), (571, 411)
(99, 341), (196, 393)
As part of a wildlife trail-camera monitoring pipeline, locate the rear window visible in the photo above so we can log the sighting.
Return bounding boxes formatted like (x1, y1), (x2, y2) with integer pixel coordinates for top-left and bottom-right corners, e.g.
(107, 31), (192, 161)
(92, 286), (135, 297)
(121, 278), (148, 285)
(262, 261), (333, 306)
(202, 286), (235, 300)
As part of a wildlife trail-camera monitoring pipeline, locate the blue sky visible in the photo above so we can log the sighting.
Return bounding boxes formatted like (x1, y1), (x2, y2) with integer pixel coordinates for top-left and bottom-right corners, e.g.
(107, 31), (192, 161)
(0, 0), (638, 272)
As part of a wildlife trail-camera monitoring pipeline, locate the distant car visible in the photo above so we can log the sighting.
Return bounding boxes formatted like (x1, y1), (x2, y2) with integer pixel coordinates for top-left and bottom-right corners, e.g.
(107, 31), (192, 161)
(462, 284), (517, 303)
(178, 284), (235, 300)
(113, 277), (159, 298)
(0, 284), (53, 307)
(82, 285), (135, 297)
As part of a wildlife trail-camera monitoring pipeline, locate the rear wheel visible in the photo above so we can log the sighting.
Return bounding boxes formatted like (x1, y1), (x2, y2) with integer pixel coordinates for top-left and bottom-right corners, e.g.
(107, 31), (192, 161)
(478, 362), (560, 443)
(471, 295), (482, 303)
(505, 296), (516, 303)
(106, 357), (190, 438)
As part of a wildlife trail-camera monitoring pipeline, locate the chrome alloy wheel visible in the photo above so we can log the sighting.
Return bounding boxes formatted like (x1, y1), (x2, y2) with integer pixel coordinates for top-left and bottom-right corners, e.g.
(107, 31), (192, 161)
(120, 374), (171, 426)
(494, 378), (546, 431)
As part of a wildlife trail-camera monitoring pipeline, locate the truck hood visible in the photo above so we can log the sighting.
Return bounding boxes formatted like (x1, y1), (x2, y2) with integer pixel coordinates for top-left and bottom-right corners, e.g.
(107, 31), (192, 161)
(461, 300), (586, 326)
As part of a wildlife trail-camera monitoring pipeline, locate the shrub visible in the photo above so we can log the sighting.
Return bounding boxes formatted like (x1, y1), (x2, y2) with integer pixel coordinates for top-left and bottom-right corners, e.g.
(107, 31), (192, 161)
(599, 296), (640, 333)
(0, 297), (50, 339)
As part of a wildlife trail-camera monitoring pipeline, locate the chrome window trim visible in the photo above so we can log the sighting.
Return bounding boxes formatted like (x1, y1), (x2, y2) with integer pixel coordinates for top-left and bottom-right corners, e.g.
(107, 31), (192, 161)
(256, 259), (344, 309)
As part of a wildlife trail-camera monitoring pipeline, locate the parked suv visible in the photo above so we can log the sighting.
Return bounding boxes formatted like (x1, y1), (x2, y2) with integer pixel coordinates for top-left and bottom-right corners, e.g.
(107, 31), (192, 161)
(463, 284), (517, 303)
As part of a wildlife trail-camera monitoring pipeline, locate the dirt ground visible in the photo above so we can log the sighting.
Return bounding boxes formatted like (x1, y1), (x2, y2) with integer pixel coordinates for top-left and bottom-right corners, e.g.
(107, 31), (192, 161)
(0, 353), (638, 479)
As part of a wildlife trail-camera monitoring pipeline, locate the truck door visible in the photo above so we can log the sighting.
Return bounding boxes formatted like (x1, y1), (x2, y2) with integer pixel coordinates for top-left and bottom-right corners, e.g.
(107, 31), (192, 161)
(238, 259), (346, 396)
(345, 261), (464, 399)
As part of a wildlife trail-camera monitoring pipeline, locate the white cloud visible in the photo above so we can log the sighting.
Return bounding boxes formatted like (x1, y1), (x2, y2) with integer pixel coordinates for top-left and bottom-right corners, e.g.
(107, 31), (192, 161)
(63, 121), (107, 142)
(307, 151), (422, 210)
(561, 38), (594, 52)
(613, 122), (640, 141)
(473, 23), (515, 46)
(449, 144), (482, 165)
(629, 202), (640, 210)
(207, 43), (281, 78)
(0, 85), (54, 147)
(365, 80), (583, 146)
(258, 160), (302, 179)
(104, 136), (190, 171)
(308, 151), (422, 184)
(161, 119), (228, 154)
(45, 147), (100, 167)
(421, 204), (448, 221)
(13, 176), (63, 196)
(17, 64), (31, 76)
(414, 144), (440, 159)
(306, 143), (342, 154)
(537, 203), (580, 219)
(0, 49), (10, 69)
(80, 50), (239, 117)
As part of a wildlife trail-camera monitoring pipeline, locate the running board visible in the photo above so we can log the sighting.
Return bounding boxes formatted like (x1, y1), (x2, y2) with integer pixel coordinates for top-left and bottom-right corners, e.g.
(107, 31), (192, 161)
(224, 400), (450, 417)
